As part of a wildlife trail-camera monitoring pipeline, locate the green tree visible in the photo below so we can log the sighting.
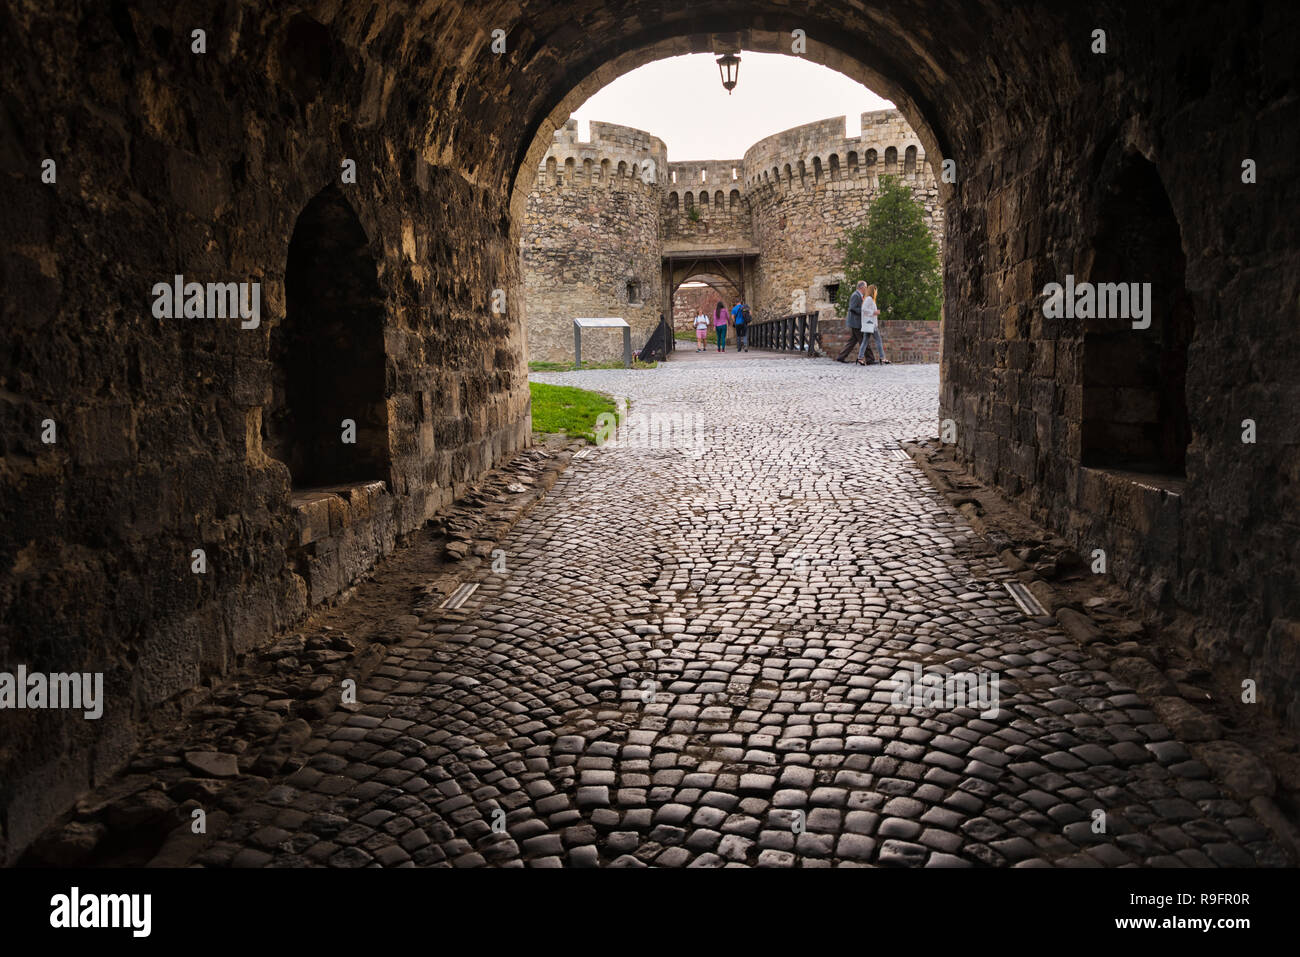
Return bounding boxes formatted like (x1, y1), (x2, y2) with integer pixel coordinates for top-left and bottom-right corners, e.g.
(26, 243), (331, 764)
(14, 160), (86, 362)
(835, 175), (941, 323)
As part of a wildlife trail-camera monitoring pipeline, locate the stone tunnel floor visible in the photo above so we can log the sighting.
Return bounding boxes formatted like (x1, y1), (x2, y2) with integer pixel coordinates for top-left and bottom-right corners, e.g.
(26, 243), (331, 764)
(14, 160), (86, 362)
(45, 358), (1296, 868)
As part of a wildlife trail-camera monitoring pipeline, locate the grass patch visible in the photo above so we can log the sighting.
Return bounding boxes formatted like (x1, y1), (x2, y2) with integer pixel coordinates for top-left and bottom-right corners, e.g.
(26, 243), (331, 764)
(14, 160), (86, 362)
(529, 359), (658, 372)
(529, 381), (618, 444)
(675, 328), (721, 344)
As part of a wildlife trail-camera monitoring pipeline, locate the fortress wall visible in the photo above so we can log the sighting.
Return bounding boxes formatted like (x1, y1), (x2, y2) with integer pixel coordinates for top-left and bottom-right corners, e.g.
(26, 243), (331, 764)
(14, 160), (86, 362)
(744, 110), (944, 321)
(522, 121), (668, 363)
(662, 159), (751, 249)
(522, 110), (943, 360)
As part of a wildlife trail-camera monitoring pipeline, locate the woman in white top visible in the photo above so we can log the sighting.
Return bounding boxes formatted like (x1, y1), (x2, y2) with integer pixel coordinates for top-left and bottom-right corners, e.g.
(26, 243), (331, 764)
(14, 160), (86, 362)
(857, 284), (889, 365)
(693, 311), (710, 351)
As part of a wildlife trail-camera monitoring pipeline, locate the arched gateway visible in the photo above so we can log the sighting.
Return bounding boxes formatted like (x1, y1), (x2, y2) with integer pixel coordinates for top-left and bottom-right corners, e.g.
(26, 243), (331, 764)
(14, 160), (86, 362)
(522, 112), (943, 363)
(1, 3), (1295, 864)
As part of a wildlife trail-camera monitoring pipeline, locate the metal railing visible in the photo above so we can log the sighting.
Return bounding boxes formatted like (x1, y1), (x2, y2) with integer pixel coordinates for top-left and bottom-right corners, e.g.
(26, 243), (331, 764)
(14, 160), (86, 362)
(750, 312), (820, 354)
(636, 314), (675, 362)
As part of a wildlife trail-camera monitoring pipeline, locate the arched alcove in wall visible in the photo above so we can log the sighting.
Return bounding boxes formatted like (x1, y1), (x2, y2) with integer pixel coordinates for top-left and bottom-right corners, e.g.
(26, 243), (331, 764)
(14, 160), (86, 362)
(266, 185), (390, 489)
(1080, 153), (1193, 476)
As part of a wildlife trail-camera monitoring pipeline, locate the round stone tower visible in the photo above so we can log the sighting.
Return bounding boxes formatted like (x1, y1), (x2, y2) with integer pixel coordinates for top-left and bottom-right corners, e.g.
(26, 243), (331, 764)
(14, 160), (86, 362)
(520, 109), (943, 360)
(521, 120), (668, 363)
(743, 109), (944, 320)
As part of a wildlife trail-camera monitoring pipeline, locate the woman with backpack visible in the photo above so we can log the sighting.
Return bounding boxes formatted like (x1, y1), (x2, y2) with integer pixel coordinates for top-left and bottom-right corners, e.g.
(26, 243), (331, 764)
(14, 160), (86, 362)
(713, 300), (729, 352)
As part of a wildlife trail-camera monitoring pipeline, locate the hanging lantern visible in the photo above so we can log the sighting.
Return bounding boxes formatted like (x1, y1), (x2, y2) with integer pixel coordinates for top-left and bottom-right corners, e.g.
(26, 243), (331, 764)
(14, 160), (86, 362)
(716, 53), (741, 94)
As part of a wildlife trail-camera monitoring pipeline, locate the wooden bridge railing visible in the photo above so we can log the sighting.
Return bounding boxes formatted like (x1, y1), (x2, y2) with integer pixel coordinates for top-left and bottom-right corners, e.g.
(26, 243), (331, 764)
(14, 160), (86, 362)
(750, 312), (820, 355)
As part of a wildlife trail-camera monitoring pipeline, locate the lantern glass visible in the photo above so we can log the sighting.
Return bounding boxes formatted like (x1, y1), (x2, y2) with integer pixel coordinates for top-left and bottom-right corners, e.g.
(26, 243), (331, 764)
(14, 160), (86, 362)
(716, 53), (740, 94)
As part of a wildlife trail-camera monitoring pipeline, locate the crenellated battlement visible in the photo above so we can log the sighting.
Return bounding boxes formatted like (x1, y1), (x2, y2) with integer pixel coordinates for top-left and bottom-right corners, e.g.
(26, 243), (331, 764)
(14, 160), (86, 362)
(664, 159), (747, 211)
(534, 109), (934, 200)
(742, 109), (935, 198)
(537, 119), (668, 189)
(523, 108), (944, 364)
(739, 110), (944, 324)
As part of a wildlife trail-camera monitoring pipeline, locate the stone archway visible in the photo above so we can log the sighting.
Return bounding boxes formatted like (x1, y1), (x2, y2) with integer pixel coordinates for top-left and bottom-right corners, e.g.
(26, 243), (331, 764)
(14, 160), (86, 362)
(3, 2), (1297, 862)
(673, 273), (742, 332)
(506, 25), (954, 227)
(498, 18), (965, 351)
(268, 185), (391, 489)
(1080, 152), (1193, 477)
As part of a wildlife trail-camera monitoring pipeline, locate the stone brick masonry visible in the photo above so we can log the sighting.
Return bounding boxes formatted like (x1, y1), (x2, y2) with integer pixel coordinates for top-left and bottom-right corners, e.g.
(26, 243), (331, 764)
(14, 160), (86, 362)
(818, 318), (943, 364)
(744, 113), (944, 322)
(523, 110), (944, 361)
(1, 0), (1297, 868)
(523, 121), (668, 364)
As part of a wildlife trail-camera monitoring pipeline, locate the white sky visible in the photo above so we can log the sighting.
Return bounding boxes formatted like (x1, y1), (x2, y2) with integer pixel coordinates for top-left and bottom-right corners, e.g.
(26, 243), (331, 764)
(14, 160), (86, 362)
(570, 53), (893, 161)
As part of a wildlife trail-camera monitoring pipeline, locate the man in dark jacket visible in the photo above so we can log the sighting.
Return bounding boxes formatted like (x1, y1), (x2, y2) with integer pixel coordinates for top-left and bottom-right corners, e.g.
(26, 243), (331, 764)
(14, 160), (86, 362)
(836, 281), (867, 362)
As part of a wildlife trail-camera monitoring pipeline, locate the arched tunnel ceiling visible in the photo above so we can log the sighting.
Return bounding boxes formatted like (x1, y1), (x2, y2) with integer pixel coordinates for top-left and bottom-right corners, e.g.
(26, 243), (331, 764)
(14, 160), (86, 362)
(0, 0), (1296, 870)
(493, 2), (1050, 218)
(674, 273), (743, 303)
(328, 1), (1094, 218)
(680, 273), (741, 292)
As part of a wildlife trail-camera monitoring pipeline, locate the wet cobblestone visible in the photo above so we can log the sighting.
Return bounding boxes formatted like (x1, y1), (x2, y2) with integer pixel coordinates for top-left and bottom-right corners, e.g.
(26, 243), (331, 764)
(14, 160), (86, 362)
(203, 359), (1286, 867)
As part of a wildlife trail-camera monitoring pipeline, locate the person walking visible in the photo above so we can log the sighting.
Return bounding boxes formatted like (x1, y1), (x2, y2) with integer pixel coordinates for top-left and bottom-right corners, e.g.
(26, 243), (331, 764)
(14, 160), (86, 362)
(857, 284), (889, 365)
(836, 281), (867, 362)
(693, 310), (709, 351)
(731, 300), (751, 351)
(713, 300), (729, 352)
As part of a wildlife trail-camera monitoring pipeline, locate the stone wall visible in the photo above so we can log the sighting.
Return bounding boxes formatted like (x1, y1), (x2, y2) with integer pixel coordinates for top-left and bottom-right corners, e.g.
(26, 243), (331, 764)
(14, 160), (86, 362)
(2, 0), (1297, 864)
(746, 111), (944, 322)
(522, 120), (667, 363)
(928, 6), (1300, 734)
(663, 159), (751, 249)
(816, 318), (942, 364)
(524, 109), (940, 356)
(0, 2), (530, 865)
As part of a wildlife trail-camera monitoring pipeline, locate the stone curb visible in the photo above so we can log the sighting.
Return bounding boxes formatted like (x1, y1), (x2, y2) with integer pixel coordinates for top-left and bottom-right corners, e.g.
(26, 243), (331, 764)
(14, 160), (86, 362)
(22, 439), (586, 867)
(902, 437), (1299, 863)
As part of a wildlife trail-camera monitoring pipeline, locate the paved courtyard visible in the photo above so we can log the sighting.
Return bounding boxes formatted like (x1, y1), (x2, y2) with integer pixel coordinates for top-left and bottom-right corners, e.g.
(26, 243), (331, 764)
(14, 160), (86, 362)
(201, 357), (1281, 867)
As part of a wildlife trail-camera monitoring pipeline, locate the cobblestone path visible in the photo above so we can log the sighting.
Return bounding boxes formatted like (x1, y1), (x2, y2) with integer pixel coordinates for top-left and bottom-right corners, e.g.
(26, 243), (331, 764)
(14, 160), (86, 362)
(203, 359), (1282, 867)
